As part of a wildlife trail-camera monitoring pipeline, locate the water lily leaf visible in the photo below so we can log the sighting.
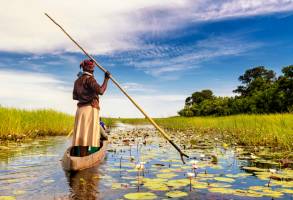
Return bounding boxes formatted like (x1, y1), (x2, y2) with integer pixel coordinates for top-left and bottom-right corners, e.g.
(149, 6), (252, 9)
(278, 188), (293, 194)
(246, 190), (264, 197)
(127, 169), (138, 173)
(156, 173), (177, 179)
(272, 180), (293, 188)
(159, 169), (172, 173)
(214, 177), (235, 183)
(242, 166), (266, 173)
(112, 183), (123, 190)
(166, 191), (188, 198)
(208, 187), (234, 194)
(209, 183), (231, 188)
(261, 189), (283, 198)
(233, 189), (250, 197)
(144, 182), (169, 191)
(124, 192), (157, 200)
(192, 181), (208, 189)
(167, 179), (190, 188)
(0, 197), (16, 200)
(225, 173), (251, 178)
(249, 186), (267, 191)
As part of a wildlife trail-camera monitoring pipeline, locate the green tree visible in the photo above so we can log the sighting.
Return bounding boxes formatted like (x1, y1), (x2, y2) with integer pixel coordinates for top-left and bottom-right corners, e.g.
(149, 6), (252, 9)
(277, 65), (293, 112)
(233, 66), (276, 96)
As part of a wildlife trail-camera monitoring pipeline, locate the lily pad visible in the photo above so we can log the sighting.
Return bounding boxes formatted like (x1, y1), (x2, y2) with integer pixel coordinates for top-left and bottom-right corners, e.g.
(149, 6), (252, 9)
(159, 169), (172, 173)
(226, 173), (251, 178)
(192, 181), (208, 189)
(166, 191), (188, 198)
(249, 186), (268, 191)
(209, 183), (231, 188)
(278, 188), (293, 194)
(124, 192), (157, 200)
(156, 173), (177, 179)
(167, 179), (190, 188)
(262, 189), (283, 198)
(214, 177), (235, 183)
(208, 187), (234, 194)
(246, 190), (264, 198)
(144, 182), (168, 191)
(242, 166), (266, 173)
(0, 197), (16, 200)
(271, 180), (293, 188)
(112, 182), (127, 189)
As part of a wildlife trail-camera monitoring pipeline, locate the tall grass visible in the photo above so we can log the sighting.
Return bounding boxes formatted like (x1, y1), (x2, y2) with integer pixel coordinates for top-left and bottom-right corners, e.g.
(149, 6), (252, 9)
(0, 107), (117, 140)
(118, 114), (293, 150)
(0, 107), (74, 140)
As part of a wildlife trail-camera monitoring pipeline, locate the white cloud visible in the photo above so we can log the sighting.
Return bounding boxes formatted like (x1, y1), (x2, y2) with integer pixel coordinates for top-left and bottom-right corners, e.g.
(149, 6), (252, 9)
(0, 0), (292, 54)
(0, 69), (186, 117)
(121, 82), (156, 93)
(100, 94), (186, 118)
(0, 69), (75, 113)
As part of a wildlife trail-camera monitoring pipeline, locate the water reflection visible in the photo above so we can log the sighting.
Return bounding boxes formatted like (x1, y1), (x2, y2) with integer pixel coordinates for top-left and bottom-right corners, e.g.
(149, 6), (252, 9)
(65, 167), (101, 200)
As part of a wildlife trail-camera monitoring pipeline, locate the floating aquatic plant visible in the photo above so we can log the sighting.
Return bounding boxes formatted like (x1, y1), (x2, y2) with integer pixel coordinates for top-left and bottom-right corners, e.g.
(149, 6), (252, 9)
(166, 190), (188, 198)
(124, 192), (157, 200)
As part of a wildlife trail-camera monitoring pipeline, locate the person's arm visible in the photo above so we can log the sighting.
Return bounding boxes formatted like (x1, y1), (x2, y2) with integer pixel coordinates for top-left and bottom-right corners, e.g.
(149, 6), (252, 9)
(73, 81), (78, 100)
(100, 126), (108, 140)
(88, 71), (111, 95)
(99, 73), (110, 95)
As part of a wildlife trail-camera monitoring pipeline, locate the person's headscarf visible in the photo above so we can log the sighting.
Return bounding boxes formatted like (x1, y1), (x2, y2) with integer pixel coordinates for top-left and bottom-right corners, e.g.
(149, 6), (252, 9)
(80, 59), (95, 73)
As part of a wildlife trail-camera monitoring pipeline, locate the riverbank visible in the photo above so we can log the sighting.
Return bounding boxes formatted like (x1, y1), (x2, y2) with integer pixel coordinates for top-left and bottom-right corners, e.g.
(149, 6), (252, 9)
(1, 107), (292, 152)
(0, 107), (115, 141)
(117, 114), (293, 151)
(0, 107), (74, 140)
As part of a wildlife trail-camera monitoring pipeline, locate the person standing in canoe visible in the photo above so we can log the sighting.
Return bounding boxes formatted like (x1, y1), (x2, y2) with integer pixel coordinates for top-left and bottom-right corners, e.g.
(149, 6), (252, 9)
(72, 59), (110, 156)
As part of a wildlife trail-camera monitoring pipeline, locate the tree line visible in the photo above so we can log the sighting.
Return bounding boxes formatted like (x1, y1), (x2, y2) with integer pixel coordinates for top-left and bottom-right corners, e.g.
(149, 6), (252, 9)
(178, 65), (293, 117)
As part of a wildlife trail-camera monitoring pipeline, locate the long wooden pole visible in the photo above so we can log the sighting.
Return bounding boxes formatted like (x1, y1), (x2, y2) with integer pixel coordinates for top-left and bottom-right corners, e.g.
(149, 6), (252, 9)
(45, 13), (189, 163)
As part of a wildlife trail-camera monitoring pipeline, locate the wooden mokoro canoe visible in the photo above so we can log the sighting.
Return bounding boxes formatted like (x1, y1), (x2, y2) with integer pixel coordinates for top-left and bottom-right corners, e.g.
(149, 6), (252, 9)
(62, 140), (108, 171)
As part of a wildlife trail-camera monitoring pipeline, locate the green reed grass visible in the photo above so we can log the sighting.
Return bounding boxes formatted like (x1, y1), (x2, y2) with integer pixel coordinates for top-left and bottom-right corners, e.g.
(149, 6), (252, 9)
(0, 107), (116, 140)
(118, 114), (293, 150)
(0, 107), (74, 140)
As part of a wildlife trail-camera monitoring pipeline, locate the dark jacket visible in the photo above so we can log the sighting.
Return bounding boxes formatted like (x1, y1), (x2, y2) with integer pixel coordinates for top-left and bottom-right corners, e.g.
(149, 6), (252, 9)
(73, 73), (102, 109)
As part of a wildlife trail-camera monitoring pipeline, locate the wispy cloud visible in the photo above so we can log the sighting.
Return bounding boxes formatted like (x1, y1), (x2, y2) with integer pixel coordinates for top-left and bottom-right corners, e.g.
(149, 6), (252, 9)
(121, 82), (156, 93)
(122, 35), (263, 78)
(0, 0), (292, 54)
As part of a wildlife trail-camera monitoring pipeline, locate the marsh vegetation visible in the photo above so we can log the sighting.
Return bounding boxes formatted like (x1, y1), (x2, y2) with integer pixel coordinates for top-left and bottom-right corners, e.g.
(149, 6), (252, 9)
(1, 124), (293, 200)
(118, 114), (293, 153)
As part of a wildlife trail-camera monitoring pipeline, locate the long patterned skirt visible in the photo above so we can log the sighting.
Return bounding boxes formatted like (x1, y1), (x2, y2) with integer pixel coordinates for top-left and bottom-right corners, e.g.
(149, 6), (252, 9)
(72, 105), (100, 147)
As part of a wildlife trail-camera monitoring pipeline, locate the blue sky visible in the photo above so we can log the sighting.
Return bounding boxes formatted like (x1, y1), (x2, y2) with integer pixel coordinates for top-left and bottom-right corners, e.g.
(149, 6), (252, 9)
(0, 1), (293, 117)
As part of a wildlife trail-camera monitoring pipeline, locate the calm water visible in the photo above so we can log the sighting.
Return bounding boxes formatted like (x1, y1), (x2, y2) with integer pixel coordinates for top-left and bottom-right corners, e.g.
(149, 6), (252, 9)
(0, 123), (292, 200)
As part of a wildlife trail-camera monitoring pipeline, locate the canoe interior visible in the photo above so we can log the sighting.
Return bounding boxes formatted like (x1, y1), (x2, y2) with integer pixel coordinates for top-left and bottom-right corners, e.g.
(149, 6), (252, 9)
(62, 140), (108, 171)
